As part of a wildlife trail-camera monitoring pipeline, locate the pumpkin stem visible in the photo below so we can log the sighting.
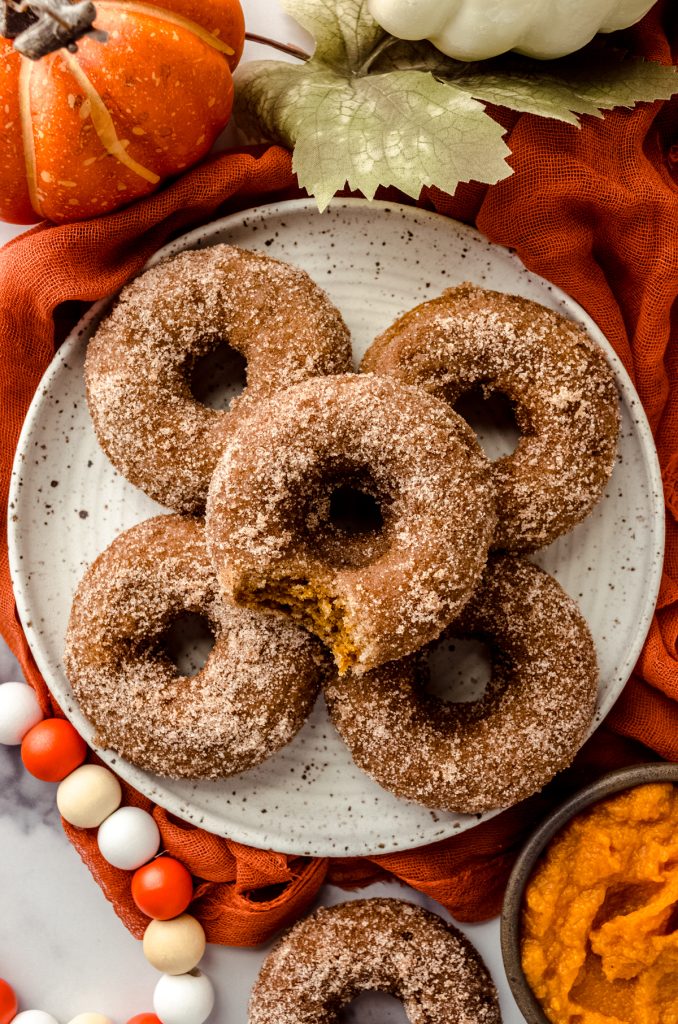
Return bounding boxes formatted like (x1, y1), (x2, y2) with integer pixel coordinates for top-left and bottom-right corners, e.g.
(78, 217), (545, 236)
(245, 31), (310, 62)
(1, 0), (106, 59)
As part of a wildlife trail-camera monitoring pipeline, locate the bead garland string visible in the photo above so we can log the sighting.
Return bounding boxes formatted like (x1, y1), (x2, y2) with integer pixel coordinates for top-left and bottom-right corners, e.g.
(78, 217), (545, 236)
(0, 681), (216, 1024)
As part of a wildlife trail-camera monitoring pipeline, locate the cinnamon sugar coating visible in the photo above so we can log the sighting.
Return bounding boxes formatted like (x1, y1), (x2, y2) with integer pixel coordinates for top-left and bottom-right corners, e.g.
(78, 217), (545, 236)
(362, 283), (620, 552)
(85, 245), (353, 513)
(325, 556), (597, 813)
(248, 898), (501, 1024)
(205, 374), (496, 674)
(64, 515), (330, 779)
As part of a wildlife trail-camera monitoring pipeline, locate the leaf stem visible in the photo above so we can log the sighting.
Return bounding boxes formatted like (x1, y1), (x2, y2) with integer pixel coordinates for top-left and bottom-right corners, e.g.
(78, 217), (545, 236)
(355, 33), (399, 76)
(245, 31), (310, 62)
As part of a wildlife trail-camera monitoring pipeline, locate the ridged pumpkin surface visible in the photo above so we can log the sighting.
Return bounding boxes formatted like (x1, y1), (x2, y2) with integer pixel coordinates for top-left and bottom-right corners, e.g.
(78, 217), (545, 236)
(0, 0), (244, 223)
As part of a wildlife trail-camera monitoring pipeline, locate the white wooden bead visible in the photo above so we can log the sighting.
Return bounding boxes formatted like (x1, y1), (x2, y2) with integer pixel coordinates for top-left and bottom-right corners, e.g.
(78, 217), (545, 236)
(153, 970), (215, 1024)
(66, 1015), (113, 1024)
(12, 1013), (60, 1024)
(97, 805), (160, 870)
(144, 914), (206, 974)
(0, 682), (43, 744)
(57, 765), (122, 828)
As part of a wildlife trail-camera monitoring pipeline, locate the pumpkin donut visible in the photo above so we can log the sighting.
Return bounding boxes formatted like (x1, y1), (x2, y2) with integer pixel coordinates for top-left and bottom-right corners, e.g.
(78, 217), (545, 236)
(362, 283), (620, 552)
(325, 555), (598, 812)
(248, 898), (501, 1024)
(64, 515), (330, 779)
(85, 244), (353, 513)
(205, 373), (496, 674)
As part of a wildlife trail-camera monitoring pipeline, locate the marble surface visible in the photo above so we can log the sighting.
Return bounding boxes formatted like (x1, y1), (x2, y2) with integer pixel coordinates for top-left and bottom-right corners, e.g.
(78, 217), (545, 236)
(0, 636), (519, 1021)
(0, 2), (530, 1020)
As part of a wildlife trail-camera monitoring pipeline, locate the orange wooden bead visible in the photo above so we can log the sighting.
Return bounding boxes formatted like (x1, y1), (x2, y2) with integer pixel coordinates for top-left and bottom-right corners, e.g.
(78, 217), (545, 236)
(0, 978), (18, 1024)
(21, 718), (87, 782)
(127, 1016), (162, 1024)
(132, 857), (193, 920)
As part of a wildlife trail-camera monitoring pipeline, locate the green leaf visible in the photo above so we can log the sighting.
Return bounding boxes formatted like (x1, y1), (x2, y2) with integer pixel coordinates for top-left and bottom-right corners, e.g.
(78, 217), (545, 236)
(234, 0), (678, 209)
(281, 0), (383, 72)
(376, 42), (678, 125)
(236, 59), (512, 210)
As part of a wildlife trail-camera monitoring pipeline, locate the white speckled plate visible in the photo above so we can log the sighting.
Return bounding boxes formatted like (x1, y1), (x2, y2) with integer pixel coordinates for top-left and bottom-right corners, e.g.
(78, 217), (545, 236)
(8, 199), (664, 857)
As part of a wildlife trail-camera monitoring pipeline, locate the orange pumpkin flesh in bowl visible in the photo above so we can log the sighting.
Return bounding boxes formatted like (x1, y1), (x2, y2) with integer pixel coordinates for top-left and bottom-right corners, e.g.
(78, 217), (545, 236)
(0, 0), (245, 224)
(501, 763), (678, 1024)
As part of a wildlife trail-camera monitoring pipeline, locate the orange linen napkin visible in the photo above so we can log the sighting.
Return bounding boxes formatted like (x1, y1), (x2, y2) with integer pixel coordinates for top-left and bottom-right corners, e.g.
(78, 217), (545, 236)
(1, 5), (677, 944)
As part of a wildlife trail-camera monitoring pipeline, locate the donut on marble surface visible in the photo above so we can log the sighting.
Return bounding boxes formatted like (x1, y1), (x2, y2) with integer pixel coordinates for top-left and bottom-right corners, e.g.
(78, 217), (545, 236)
(249, 898), (501, 1024)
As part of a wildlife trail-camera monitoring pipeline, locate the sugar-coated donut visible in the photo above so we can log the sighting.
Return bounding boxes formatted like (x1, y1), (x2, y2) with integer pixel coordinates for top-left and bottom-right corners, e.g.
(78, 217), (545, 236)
(325, 556), (597, 812)
(206, 374), (496, 674)
(248, 898), (501, 1024)
(85, 245), (353, 513)
(362, 283), (620, 552)
(64, 515), (330, 778)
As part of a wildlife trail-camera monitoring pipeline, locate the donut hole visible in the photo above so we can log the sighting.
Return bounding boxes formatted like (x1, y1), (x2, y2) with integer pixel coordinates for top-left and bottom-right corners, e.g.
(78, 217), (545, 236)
(426, 635), (492, 704)
(329, 485), (384, 536)
(189, 339), (247, 410)
(453, 384), (521, 461)
(162, 611), (216, 677)
(300, 470), (391, 570)
(339, 991), (408, 1022)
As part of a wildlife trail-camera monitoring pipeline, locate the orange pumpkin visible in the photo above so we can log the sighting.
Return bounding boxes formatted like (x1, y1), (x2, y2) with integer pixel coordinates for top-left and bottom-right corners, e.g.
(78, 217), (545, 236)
(0, 0), (245, 223)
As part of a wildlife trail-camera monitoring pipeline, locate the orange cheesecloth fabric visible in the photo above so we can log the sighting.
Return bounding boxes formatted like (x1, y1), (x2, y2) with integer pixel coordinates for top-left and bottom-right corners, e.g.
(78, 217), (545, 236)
(1, 6), (677, 946)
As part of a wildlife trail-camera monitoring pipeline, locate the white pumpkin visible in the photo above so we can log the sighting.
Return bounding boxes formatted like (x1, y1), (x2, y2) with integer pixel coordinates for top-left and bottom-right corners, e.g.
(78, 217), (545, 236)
(367, 0), (656, 61)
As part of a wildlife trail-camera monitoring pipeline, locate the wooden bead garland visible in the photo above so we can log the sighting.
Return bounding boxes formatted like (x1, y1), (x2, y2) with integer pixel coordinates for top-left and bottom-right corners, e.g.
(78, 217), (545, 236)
(0, 683), (43, 745)
(142, 916), (206, 975)
(0, 682), (215, 1024)
(56, 764), (122, 828)
(66, 1016), (113, 1024)
(0, 979), (18, 1024)
(152, 974), (215, 1024)
(12, 1013), (59, 1024)
(97, 807), (161, 870)
(21, 719), (87, 782)
(131, 859), (193, 921)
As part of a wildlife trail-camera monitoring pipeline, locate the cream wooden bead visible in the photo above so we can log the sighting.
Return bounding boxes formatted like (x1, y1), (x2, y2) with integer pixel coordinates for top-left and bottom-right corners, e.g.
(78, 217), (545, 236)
(143, 914), (206, 975)
(57, 765), (122, 828)
(66, 1015), (113, 1024)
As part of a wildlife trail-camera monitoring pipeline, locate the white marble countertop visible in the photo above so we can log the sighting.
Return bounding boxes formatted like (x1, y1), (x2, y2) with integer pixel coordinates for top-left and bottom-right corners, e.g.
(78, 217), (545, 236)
(0, 2), (527, 1019)
(0, 637), (520, 1020)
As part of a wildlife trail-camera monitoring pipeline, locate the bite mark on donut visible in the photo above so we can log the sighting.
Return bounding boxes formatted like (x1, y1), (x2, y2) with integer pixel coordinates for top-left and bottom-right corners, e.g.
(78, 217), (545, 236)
(206, 374), (497, 674)
(236, 577), (358, 675)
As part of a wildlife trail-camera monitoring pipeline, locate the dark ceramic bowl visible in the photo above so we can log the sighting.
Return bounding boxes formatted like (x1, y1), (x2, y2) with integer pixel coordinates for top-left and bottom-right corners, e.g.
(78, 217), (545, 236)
(501, 761), (678, 1023)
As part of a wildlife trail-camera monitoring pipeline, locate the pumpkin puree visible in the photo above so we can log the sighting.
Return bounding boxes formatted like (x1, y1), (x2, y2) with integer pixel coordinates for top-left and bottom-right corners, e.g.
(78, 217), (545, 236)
(522, 783), (678, 1024)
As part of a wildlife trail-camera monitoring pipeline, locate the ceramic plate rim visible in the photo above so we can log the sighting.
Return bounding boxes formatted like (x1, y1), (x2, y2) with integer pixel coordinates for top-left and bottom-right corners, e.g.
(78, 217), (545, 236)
(8, 198), (666, 856)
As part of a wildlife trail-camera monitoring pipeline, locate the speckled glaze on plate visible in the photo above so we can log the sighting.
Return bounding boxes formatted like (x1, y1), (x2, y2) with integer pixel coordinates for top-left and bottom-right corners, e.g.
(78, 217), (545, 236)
(8, 199), (665, 857)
